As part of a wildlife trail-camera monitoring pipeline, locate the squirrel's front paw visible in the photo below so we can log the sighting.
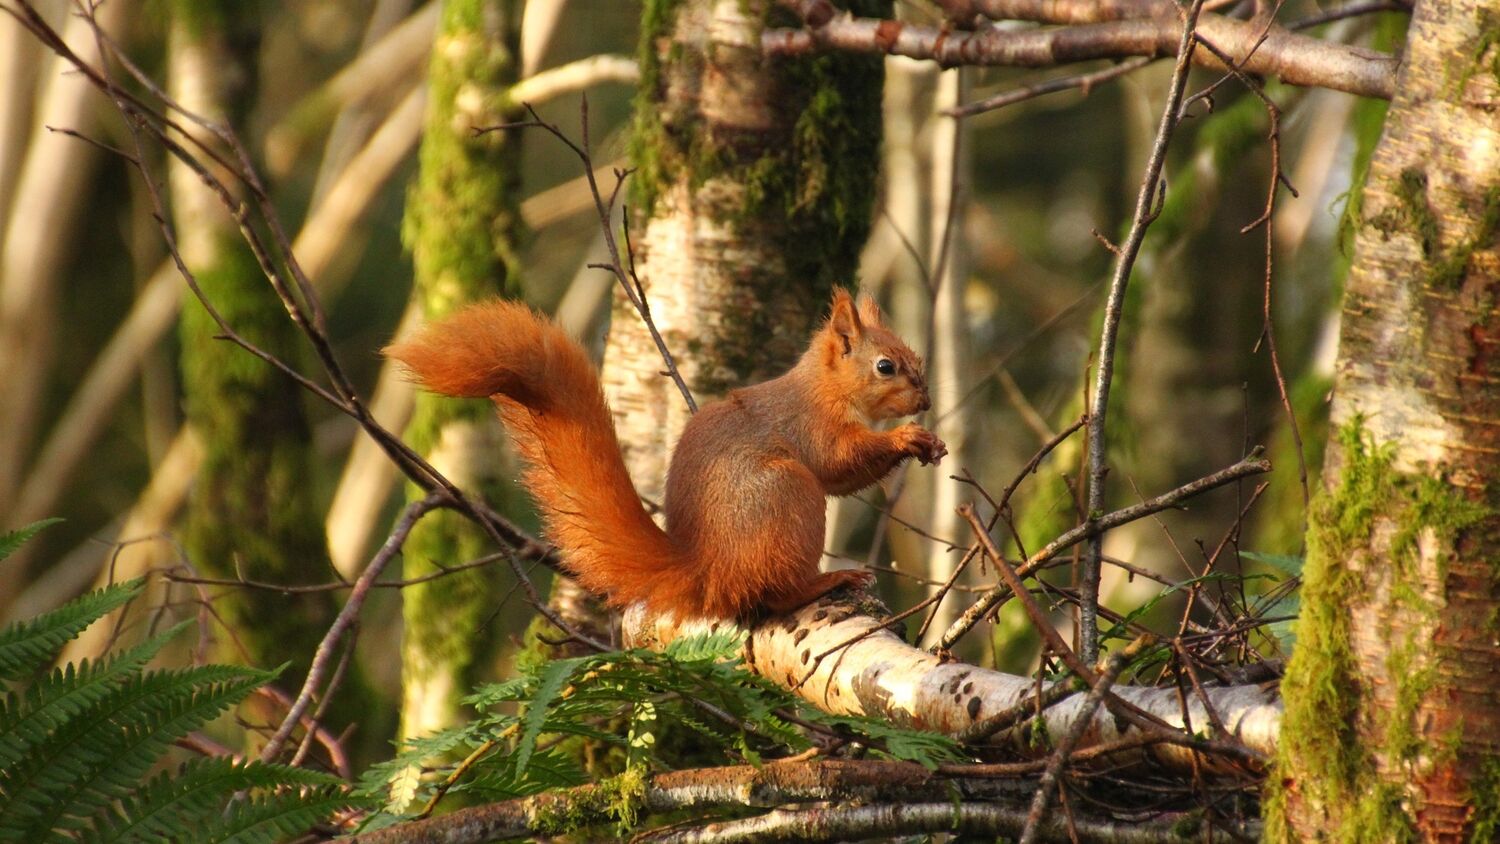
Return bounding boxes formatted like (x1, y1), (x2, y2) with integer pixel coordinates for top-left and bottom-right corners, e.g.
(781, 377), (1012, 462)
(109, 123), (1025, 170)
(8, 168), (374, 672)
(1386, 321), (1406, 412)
(897, 424), (948, 466)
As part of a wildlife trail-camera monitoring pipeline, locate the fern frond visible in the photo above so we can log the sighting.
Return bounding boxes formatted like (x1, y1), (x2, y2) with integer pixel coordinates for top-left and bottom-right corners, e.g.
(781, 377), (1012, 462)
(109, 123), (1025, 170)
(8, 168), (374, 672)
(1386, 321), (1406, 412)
(516, 656), (586, 775)
(0, 664), (271, 838)
(80, 758), (343, 844)
(196, 785), (359, 844)
(0, 519), (62, 564)
(0, 578), (145, 682)
(0, 621), (189, 771)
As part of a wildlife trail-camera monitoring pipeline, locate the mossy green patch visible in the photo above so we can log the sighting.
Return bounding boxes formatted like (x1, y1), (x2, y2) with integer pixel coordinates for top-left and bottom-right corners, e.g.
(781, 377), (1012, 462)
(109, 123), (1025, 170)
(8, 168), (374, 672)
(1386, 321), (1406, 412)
(531, 768), (649, 835)
(1266, 419), (1494, 841)
(628, 0), (889, 296)
(1425, 186), (1500, 290)
(1393, 168), (1439, 258)
(399, 0), (527, 737)
(1454, 8), (1500, 94)
(1470, 754), (1500, 843)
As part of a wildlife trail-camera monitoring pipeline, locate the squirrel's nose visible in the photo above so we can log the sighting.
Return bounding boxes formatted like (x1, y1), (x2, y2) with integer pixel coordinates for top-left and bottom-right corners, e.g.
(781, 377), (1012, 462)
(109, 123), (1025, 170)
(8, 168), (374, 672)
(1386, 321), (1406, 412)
(916, 390), (931, 413)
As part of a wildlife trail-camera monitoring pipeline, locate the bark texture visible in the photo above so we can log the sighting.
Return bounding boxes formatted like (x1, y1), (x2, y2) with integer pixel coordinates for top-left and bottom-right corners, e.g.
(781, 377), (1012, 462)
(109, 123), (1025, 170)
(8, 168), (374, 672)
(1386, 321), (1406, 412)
(604, 0), (889, 499)
(1267, 2), (1500, 840)
(623, 597), (1281, 771)
(398, 0), (525, 740)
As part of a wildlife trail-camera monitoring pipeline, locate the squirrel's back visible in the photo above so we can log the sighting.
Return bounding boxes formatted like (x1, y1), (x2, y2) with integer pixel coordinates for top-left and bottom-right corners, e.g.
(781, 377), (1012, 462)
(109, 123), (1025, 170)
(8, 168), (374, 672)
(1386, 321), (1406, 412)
(385, 301), (698, 615)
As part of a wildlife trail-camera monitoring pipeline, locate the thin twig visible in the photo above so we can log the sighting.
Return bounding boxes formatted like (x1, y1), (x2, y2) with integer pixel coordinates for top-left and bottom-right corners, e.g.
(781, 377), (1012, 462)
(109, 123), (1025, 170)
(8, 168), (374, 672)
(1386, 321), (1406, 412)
(939, 449), (1269, 651)
(1080, 0), (1206, 666)
(260, 494), (441, 763)
(1019, 635), (1154, 844)
(480, 97), (698, 413)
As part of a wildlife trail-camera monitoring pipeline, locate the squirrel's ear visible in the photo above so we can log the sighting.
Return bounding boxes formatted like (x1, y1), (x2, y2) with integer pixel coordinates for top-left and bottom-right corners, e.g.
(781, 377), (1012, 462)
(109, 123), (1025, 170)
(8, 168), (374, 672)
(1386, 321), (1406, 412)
(828, 287), (863, 348)
(856, 293), (884, 327)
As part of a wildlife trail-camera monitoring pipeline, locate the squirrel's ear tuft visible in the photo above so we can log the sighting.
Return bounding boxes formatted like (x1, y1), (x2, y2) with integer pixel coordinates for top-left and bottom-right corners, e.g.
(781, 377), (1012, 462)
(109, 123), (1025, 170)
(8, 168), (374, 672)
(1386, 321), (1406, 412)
(856, 293), (884, 327)
(828, 287), (863, 345)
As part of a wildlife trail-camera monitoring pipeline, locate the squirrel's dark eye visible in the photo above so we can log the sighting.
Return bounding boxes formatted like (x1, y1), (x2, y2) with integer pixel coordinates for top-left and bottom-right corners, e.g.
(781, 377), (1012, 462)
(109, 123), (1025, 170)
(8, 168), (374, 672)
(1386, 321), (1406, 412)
(875, 358), (896, 377)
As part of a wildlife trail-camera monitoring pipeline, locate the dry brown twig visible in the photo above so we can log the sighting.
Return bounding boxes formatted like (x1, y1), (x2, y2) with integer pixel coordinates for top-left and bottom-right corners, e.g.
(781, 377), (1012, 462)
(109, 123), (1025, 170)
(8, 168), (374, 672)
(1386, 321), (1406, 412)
(475, 97), (698, 414)
(766, 0), (1396, 99)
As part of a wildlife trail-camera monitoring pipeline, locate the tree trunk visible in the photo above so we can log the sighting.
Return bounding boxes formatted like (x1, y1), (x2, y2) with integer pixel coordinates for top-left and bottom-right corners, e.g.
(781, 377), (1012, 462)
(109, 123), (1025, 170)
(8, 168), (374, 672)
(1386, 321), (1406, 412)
(169, 1), (355, 717)
(1267, 2), (1500, 840)
(0, 0), (125, 531)
(398, 0), (525, 740)
(920, 68), (973, 646)
(603, 0), (889, 500)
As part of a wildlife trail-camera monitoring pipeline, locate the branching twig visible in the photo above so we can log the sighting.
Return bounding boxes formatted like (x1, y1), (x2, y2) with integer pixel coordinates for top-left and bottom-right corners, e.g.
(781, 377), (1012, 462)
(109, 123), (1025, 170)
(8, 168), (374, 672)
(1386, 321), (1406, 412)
(477, 97), (698, 413)
(938, 450), (1269, 652)
(259, 494), (441, 764)
(1079, 0), (1206, 666)
(765, 1), (1396, 99)
(1019, 636), (1154, 844)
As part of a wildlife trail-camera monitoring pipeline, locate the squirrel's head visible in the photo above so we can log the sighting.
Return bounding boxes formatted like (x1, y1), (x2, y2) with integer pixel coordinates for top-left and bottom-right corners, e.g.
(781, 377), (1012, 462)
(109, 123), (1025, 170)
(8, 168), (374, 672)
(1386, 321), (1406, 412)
(815, 287), (930, 421)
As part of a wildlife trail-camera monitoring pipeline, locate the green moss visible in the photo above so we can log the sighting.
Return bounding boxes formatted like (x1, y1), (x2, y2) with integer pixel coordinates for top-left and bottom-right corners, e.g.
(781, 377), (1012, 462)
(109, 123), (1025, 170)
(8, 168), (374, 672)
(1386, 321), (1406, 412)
(1454, 8), (1500, 94)
(1470, 754), (1500, 843)
(1425, 186), (1500, 290)
(626, 0), (687, 217)
(1266, 420), (1495, 840)
(399, 0), (527, 737)
(1393, 168), (1440, 258)
(627, 0), (888, 295)
(532, 768), (649, 835)
(1265, 420), (1398, 843)
(180, 236), (335, 665)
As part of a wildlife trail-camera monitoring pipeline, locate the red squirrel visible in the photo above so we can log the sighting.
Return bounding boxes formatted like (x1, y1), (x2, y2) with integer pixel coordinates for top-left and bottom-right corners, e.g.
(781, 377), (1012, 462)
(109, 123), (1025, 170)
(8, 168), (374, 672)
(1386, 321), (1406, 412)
(385, 288), (946, 620)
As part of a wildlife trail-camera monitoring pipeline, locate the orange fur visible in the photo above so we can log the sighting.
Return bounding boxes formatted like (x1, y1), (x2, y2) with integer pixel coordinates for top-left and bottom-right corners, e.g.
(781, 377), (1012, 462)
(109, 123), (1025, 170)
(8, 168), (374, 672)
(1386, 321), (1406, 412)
(385, 291), (944, 620)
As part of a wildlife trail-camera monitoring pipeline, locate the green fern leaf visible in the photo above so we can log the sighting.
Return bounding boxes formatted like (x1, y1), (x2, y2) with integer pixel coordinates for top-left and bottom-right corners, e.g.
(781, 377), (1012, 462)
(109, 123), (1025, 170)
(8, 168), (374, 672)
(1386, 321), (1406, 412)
(0, 578), (145, 682)
(80, 758), (341, 844)
(0, 621), (188, 771)
(0, 519), (62, 564)
(463, 747), (587, 801)
(0, 664), (271, 838)
(515, 656), (586, 775)
(197, 785), (359, 844)
(662, 630), (744, 663)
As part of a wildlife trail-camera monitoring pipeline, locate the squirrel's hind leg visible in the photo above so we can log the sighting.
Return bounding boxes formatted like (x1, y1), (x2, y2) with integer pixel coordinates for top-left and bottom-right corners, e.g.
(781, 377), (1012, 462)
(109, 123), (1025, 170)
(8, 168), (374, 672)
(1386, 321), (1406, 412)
(760, 569), (875, 615)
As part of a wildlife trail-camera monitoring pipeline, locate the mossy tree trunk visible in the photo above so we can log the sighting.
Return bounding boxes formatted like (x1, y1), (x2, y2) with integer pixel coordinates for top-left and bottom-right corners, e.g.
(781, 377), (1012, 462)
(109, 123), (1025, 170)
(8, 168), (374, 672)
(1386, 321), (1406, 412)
(171, 2), (352, 710)
(602, 0), (890, 501)
(399, 0), (525, 741)
(1267, 2), (1500, 840)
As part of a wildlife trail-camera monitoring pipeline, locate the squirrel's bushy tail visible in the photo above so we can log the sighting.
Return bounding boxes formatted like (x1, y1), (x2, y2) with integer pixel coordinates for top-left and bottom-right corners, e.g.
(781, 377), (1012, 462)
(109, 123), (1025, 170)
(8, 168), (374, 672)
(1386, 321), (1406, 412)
(385, 300), (696, 614)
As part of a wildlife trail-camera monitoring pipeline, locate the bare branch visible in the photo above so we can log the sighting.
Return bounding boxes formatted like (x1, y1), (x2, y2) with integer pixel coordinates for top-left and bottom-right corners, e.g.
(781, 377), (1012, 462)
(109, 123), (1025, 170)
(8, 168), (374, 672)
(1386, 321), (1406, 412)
(939, 451), (1271, 652)
(260, 494), (442, 764)
(1080, 0), (1206, 665)
(764, 5), (1396, 99)
(347, 757), (1251, 844)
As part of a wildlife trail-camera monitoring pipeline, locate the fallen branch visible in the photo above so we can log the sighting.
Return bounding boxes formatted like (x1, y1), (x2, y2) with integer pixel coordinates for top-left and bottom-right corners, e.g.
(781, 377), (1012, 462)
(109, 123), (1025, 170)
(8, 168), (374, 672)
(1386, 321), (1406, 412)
(624, 589), (1280, 776)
